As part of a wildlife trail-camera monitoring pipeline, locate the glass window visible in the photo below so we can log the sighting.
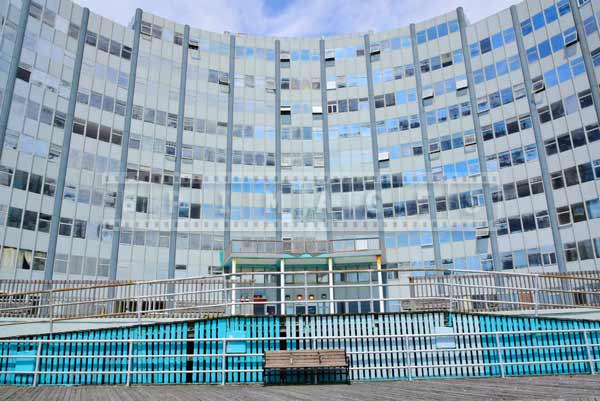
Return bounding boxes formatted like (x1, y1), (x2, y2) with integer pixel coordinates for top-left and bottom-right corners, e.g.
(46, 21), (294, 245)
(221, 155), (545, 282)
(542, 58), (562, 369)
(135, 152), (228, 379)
(586, 199), (600, 219)
(532, 12), (545, 30)
(7, 207), (22, 228)
(550, 100), (565, 119)
(521, 19), (533, 36)
(538, 40), (551, 58)
(571, 202), (587, 223)
(564, 166), (580, 186)
(579, 163), (595, 183)
(503, 28), (515, 43)
(480, 38), (491, 54)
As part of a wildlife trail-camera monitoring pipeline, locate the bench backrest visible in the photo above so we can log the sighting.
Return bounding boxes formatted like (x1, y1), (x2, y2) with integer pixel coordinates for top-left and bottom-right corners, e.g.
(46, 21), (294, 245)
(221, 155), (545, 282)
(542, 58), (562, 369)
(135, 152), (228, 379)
(264, 349), (347, 368)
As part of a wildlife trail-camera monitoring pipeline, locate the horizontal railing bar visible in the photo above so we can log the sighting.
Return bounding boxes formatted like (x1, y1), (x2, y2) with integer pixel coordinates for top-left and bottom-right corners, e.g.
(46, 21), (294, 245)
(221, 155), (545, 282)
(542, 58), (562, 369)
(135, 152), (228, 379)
(1, 328), (600, 343)
(2, 358), (597, 377)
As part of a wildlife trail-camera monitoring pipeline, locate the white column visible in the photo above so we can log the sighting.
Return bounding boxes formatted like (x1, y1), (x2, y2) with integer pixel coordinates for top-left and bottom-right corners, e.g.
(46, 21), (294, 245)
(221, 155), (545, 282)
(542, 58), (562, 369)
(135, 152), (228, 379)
(377, 255), (385, 313)
(231, 258), (237, 315)
(328, 257), (335, 314)
(280, 259), (286, 315)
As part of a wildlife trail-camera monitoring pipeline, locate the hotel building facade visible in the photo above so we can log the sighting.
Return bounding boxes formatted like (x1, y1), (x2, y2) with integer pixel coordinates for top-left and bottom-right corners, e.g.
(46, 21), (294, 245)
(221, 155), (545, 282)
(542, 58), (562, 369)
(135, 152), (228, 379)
(0, 0), (598, 295)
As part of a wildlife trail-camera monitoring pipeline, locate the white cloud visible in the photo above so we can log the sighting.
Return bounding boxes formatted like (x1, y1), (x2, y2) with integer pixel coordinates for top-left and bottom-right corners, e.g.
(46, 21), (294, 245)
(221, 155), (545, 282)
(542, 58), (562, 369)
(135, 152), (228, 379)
(75, 0), (518, 36)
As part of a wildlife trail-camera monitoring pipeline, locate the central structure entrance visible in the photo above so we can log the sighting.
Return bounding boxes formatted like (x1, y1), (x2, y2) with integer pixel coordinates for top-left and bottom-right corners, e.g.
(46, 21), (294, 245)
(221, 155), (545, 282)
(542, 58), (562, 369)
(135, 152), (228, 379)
(224, 238), (386, 316)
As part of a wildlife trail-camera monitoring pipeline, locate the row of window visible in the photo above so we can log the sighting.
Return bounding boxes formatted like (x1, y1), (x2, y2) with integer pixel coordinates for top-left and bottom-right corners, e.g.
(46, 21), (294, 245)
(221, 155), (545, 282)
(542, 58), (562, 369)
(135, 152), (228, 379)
(536, 58), (587, 94)
(76, 88), (127, 117)
(491, 175), (545, 203)
(273, 75), (318, 90)
(120, 229), (225, 249)
(496, 210), (550, 236)
(85, 31), (132, 60)
(497, 200), (599, 238)
(563, 237), (600, 263)
(330, 204), (383, 221)
(525, 27), (577, 64)
(482, 114), (532, 141)
(376, 89), (417, 108)
(326, 96), (372, 114)
(422, 75), (467, 100)
(485, 143), (538, 172)
(379, 141), (424, 162)
(415, 19), (459, 44)
(16, 63), (72, 99)
(0, 166), (56, 197)
(1, 205), (107, 241)
(472, 55), (521, 85)
(234, 45), (276, 61)
(29, 1), (79, 39)
(499, 246), (557, 270)
(0, 246), (51, 272)
(544, 124), (600, 156)
(73, 117), (123, 145)
(520, 0), (571, 37)
(326, 72), (368, 89)
(281, 152), (325, 169)
(281, 126), (322, 141)
(469, 27), (516, 58)
(5, 129), (61, 162)
(126, 166), (203, 189)
(428, 130), (476, 154)
(477, 82), (525, 114)
(433, 188), (485, 213)
(424, 101), (472, 126)
(549, 159), (600, 190)
(419, 49), (464, 75)
(538, 89), (593, 124)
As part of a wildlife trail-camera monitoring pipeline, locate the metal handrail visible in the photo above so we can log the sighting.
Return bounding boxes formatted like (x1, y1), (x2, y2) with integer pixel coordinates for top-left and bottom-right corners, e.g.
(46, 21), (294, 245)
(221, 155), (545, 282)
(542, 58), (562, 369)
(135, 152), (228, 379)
(0, 267), (599, 329)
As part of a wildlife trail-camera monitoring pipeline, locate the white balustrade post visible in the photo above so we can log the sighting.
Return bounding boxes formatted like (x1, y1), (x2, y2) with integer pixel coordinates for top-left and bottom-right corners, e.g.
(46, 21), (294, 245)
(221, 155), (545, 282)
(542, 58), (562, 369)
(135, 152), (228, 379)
(231, 258), (237, 316)
(32, 340), (42, 387)
(583, 331), (596, 375)
(533, 275), (539, 317)
(328, 257), (335, 314)
(126, 339), (133, 386)
(280, 259), (286, 316)
(376, 255), (385, 313)
(221, 339), (227, 385)
(495, 333), (505, 378)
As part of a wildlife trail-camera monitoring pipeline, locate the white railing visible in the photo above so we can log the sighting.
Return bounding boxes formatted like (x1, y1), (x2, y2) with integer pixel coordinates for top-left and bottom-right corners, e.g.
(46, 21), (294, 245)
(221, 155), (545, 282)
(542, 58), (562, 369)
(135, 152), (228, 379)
(0, 268), (599, 330)
(0, 327), (598, 386)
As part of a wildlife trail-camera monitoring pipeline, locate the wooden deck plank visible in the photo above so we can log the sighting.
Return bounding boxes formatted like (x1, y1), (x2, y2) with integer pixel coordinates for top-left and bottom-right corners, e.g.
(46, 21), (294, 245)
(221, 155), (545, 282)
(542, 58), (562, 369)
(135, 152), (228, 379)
(0, 375), (598, 400)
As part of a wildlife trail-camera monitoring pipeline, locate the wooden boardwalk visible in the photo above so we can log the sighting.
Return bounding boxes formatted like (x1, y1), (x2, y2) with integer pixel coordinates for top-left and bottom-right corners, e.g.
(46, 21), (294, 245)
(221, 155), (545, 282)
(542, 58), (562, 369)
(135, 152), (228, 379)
(0, 375), (598, 401)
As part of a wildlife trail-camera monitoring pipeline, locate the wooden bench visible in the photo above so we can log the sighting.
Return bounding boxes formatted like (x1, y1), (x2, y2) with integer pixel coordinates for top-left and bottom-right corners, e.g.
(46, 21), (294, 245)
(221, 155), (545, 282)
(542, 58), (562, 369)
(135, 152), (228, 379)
(263, 349), (350, 385)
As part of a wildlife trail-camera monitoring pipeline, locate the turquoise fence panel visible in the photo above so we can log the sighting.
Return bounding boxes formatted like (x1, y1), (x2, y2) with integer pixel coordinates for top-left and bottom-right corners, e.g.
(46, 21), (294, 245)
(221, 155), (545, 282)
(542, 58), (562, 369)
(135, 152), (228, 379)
(1, 312), (600, 386)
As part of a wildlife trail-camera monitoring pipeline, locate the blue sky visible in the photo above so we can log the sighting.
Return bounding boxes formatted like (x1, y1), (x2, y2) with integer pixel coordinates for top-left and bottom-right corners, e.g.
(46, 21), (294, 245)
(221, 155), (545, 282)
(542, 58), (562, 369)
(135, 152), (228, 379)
(76, 0), (518, 37)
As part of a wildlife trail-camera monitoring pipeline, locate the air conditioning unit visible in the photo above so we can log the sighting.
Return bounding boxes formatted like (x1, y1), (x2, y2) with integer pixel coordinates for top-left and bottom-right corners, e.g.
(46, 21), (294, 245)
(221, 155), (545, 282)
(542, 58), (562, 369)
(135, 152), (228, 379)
(464, 134), (476, 145)
(429, 142), (440, 153)
(476, 227), (490, 238)
(281, 157), (292, 167)
(280, 105), (291, 113)
(311, 105), (323, 114)
(314, 158), (325, 167)
(532, 80), (545, 93)
(456, 79), (468, 90)
(422, 87), (434, 99)
(378, 151), (390, 161)
(280, 51), (291, 61)
(565, 31), (578, 46)
(370, 43), (381, 55)
(325, 49), (335, 61)
(326, 81), (336, 90)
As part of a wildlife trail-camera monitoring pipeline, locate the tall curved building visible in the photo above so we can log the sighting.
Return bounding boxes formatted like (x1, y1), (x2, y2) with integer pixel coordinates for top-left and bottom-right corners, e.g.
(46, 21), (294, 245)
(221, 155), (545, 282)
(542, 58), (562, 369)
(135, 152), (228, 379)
(0, 0), (599, 290)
